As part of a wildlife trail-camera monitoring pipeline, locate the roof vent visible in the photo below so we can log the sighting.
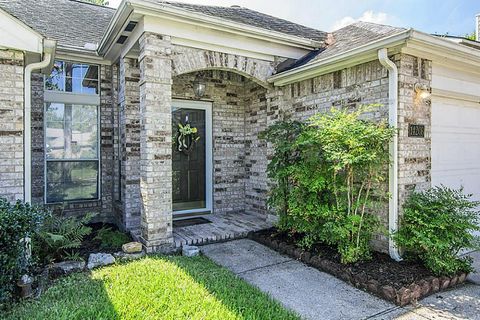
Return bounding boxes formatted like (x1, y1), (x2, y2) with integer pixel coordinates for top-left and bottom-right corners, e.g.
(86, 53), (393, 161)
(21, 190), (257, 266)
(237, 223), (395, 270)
(116, 35), (128, 44)
(125, 21), (137, 32)
(230, 5), (241, 8)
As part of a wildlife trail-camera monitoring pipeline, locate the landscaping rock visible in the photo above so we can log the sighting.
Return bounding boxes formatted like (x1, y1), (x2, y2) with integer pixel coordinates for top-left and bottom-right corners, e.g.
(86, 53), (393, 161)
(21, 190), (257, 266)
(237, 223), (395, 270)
(397, 287), (412, 306)
(51, 261), (85, 274)
(87, 253), (115, 269)
(122, 242), (143, 254)
(114, 251), (145, 261)
(418, 279), (430, 295)
(381, 285), (396, 301)
(430, 277), (440, 292)
(440, 277), (450, 290)
(182, 245), (200, 257)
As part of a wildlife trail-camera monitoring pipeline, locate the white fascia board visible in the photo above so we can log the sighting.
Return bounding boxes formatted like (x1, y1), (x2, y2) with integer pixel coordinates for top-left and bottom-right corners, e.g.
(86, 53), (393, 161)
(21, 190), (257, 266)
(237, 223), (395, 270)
(269, 29), (412, 86)
(98, 1), (135, 55)
(143, 15), (308, 60)
(132, 0), (322, 49)
(99, 0), (321, 59)
(0, 8), (43, 53)
(403, 31), (480, 68)
(56, 46), (112, 65)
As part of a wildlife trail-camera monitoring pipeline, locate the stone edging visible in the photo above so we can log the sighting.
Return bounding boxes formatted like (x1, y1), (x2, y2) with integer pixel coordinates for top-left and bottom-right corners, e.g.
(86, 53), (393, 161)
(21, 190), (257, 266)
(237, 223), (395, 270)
(248, 231), (468, 306)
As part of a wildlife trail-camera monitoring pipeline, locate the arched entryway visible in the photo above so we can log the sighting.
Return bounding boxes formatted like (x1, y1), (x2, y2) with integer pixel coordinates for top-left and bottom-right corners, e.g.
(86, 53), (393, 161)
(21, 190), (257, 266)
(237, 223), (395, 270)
(171, 69), (271, 246)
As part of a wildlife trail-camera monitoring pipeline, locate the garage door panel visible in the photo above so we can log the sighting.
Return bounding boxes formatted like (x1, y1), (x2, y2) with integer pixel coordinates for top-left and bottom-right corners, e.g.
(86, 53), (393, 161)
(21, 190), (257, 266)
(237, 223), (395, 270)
(431, 96), (480, 202)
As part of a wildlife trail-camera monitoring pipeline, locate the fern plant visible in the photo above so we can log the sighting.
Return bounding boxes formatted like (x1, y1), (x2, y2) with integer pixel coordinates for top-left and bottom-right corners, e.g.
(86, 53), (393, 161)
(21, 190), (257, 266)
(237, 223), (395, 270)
(33, 212), (96, 263)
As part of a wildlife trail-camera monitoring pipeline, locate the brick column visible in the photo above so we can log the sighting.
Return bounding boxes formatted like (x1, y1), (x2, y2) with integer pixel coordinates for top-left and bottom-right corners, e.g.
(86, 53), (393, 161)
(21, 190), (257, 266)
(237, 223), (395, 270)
(138, 32), (174, 252)
(118, 57), (142, 235)
(396, 54), (432, 209)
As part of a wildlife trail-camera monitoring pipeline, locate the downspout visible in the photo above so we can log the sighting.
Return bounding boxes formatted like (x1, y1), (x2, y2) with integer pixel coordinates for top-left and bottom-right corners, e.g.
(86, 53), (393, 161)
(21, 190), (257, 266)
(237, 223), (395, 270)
(378, 48), (402, 261)
(24, 39), (56, 203)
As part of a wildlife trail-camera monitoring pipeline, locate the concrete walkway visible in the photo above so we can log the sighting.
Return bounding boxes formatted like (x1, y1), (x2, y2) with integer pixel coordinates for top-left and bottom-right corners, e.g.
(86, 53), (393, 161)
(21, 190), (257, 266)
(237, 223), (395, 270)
(200, 239), (480, 320)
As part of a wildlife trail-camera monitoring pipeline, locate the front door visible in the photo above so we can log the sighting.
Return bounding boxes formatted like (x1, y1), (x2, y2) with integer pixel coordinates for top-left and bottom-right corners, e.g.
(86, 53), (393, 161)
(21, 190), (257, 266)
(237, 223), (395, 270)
(172, 100), (212, 216)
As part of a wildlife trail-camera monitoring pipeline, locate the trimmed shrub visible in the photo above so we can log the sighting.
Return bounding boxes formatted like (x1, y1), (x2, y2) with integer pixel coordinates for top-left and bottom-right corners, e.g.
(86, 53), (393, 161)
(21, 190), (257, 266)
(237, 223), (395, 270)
(394, 186), (480, 276)
(262, 105), (395, 263)
(0, 199), (49, 306)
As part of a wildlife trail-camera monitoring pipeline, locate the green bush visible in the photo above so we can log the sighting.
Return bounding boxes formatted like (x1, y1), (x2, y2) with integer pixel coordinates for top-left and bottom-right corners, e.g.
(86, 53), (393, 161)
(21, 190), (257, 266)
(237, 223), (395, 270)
(33, 212), (95, 263)
(262, 106), (395, 263)
(394, 186), (480, 276)
(0, 199), (49, 306)
(94, 227), (131, 250)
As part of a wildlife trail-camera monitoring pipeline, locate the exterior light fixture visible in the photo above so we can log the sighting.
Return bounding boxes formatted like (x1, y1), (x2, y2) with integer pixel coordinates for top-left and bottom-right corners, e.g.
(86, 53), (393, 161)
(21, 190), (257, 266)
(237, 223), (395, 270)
(414, 83), (431, 101)
(193, 74), (206, 98)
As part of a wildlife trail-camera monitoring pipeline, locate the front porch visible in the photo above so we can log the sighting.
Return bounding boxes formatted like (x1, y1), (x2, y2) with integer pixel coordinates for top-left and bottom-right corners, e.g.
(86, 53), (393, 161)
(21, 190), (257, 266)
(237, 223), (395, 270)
(116, 32), (281, 252)
(173, 211), (273, 248)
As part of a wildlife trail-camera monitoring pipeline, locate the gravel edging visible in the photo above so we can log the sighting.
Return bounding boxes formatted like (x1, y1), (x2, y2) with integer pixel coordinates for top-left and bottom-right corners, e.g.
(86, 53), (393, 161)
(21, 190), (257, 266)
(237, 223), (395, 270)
(248, 231), (468, 306)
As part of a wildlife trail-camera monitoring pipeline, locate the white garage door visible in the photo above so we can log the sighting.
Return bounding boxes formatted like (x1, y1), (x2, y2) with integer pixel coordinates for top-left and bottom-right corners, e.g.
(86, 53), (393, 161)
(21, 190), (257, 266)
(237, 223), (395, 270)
(431, 95), (480, 200)
(431, 64), (480, 238)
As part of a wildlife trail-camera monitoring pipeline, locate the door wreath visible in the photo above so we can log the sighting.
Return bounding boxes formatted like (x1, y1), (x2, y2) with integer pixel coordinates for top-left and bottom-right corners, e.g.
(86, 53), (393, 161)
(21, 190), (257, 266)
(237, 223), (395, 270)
(175, 122), (200, 153)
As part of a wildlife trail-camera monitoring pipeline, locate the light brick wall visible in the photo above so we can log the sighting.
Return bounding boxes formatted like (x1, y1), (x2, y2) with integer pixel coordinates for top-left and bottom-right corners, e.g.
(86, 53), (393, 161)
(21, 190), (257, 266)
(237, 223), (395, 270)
(396, 54), (432, 208)
(271, 59), (392, 250)
(172, 71), (265, 214)
(0, 50), (24, 202)
(245, 81), (269, 215)
(138, 32), (174, 252)
(118, 57), (141, 234)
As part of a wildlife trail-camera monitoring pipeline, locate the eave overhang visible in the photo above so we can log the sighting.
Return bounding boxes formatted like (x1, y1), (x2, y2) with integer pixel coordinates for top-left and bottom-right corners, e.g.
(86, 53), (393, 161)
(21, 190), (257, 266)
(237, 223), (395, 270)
(269, 29), (480, 86)
(98, 0), (323, 60)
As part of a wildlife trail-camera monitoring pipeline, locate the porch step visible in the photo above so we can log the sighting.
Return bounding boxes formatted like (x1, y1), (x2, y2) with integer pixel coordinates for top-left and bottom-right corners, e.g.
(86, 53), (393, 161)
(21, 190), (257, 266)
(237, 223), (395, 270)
(173, 211), (272, 248)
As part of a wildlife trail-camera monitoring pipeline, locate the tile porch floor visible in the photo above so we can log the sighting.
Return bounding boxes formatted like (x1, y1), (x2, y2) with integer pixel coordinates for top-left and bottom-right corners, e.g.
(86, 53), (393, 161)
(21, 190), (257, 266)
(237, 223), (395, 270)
(173, 211), (272, 248)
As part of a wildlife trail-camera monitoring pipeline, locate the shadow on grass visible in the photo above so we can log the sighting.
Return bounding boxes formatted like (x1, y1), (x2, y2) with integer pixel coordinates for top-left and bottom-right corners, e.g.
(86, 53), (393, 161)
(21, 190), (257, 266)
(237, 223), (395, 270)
(1, 273), (117, 320)
(1, 255), (298, 320)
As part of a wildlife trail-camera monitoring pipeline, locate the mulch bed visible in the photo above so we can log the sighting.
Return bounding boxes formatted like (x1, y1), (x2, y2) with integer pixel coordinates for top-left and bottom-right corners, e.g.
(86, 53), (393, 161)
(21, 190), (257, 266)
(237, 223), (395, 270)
(78, 223), (132, 260)
(248, 228), (469, 306)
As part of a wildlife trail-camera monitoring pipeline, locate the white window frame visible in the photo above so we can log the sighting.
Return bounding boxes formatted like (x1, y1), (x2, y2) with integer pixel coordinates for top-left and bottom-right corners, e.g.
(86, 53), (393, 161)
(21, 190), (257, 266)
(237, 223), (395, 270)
(44, 60), (101, 204)
(172, 99), (213, 217)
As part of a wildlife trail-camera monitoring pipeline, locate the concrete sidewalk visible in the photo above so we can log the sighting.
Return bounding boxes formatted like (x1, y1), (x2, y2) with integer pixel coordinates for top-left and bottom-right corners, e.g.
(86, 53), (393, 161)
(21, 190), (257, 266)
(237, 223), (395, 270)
(200, 239), (480, 320)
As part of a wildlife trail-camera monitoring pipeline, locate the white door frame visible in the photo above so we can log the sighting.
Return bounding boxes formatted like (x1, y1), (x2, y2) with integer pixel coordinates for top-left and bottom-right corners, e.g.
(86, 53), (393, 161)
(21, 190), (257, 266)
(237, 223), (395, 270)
(171, 99), (213, 217)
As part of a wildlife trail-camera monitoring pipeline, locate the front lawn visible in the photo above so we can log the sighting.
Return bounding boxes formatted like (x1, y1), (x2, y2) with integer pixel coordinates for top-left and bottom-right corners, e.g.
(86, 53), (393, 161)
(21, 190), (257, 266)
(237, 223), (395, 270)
(2, 256), (298, 320)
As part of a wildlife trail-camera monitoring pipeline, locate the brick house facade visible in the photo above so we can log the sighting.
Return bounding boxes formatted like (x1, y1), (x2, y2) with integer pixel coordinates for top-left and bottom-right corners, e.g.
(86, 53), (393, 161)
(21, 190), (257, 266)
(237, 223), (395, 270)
(1, 0), (479, 256)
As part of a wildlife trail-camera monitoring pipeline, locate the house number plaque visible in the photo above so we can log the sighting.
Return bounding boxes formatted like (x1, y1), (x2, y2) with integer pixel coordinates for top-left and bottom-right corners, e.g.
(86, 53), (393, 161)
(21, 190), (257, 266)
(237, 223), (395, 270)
(408, 124), (425, 138)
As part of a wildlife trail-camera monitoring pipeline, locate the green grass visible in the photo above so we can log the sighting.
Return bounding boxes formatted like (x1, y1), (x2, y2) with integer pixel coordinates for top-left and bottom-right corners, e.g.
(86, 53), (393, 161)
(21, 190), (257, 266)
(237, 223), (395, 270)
(2, 255), (298, 320)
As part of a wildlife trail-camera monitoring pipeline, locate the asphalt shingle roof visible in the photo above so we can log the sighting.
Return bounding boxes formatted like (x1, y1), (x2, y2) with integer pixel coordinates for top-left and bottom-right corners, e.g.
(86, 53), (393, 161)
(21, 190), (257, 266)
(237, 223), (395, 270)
(277, 22), (406, 73)
(152, 1), (328, 42)
(0, 0), (114, 49)
(312, 21), (406, 61)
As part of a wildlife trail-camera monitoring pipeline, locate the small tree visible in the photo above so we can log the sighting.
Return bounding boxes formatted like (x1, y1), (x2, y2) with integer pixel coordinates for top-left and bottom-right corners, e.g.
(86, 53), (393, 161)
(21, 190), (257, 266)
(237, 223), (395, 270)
(308, 105), (396, 263)
(262, 105), (396, 263)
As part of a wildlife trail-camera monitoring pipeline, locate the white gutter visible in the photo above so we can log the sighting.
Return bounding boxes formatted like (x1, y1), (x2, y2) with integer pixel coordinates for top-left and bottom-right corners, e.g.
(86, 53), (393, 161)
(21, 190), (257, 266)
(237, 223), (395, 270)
(269, 29), (412, 85)
(377, 48), (402, 262)
(24, 39), (56, 203)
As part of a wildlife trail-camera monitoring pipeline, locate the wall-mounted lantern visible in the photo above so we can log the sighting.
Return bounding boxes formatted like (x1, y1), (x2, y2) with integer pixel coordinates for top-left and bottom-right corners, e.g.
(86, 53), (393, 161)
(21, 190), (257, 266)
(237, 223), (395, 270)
(414, 83), (431, 103)
(193, 74), (206, 98)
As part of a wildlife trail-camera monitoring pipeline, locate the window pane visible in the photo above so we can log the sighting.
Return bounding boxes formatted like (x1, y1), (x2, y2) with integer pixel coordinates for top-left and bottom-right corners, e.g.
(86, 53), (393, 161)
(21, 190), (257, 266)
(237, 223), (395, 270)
(46, 161), (99, 203)
(45, 61), (64, 91)
(46, 60), (98, 94)
(45, 103), (98, 159)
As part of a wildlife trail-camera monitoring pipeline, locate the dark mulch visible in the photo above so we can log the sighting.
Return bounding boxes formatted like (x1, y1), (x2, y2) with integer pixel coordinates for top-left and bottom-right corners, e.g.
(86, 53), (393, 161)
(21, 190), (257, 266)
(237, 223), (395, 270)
(251, 228), (468, 306)
(256, 228), (431, 290)
(78, 223), (132, 259)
